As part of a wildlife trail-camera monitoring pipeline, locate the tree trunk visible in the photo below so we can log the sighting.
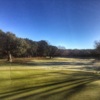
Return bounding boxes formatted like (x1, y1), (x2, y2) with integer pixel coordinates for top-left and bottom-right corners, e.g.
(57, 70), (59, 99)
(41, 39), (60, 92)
(49, 55), (52, 59)
(7, 51), (12, 62)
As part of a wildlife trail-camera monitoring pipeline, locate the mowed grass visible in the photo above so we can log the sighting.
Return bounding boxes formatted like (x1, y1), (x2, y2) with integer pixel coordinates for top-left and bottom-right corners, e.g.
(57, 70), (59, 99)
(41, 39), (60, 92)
(0, 58), (100, 100)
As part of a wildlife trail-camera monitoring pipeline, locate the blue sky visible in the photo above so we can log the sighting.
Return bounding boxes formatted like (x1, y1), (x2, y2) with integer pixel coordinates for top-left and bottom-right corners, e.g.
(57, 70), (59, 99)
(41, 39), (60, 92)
(0, 0), (100, 49)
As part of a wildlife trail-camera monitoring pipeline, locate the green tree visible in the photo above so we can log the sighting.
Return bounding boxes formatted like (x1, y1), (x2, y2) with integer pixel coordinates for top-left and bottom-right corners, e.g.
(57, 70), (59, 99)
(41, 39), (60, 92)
(25, 38), (38, 57)
(0, 30), (29, 62)
(0, 32), (17, 62)
(13, 38), (29, 57)
(37, 40), (49, 57)
(48, 45), (58, 58)
(95, 40), (100, 59)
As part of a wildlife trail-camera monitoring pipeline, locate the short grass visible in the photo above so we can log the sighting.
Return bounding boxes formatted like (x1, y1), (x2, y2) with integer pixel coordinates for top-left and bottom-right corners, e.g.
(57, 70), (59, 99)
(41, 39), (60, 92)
(0, 57), (100, 100)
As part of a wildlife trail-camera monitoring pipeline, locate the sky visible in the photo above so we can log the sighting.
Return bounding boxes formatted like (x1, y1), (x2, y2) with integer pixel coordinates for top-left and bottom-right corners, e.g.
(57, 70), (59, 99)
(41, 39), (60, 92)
(0, 0), (100, 49)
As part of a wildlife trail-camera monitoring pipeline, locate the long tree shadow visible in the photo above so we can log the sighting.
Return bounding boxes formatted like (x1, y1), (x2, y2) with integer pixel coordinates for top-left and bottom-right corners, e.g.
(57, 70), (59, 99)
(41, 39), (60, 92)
(18, 78), (96, 100)
(18, 73), (99, 100)
(0, 71), (99, 100)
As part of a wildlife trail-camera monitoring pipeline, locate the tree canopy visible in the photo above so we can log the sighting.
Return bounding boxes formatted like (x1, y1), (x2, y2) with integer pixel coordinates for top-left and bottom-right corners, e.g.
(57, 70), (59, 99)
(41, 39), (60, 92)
(0, 30), (59, 61)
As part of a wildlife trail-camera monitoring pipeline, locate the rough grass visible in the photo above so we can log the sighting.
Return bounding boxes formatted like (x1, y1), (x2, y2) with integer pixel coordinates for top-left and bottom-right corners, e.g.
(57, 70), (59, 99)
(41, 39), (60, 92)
(0, 57), (100, 100)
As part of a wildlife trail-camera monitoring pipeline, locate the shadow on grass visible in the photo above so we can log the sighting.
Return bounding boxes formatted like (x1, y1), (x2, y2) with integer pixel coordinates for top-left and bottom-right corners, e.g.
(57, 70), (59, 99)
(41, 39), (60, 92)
(11, 61), (93, 66)
(0, 71), (99, 100)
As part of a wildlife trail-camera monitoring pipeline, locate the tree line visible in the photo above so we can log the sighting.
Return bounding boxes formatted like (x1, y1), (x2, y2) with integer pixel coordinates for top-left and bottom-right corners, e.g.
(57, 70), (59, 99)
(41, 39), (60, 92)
(0, 29), (100, 62)
(0, 30), (59, 62)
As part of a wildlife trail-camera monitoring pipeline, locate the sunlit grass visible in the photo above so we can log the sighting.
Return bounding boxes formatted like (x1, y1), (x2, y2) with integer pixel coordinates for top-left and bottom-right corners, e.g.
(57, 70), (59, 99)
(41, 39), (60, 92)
(0, 57), (100, 100)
